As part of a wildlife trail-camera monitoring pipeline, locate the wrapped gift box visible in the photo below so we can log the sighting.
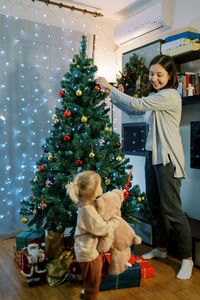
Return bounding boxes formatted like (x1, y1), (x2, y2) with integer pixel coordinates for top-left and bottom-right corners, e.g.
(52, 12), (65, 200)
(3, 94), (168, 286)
(99, 261), (141, 290)
(14, 244), (27, 270)
(16, 227), (45, 251)
(135, 256), (154, 279)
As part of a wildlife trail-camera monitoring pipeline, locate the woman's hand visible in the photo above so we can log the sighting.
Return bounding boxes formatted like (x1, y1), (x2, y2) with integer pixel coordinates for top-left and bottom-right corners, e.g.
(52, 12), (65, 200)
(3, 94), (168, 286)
(96, 77), (114, 91)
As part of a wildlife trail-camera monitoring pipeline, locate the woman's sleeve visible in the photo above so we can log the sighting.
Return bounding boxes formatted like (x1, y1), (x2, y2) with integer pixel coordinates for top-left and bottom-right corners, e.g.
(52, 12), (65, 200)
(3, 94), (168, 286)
(110, 87), (179, 112)
(80, 206), (120, 237)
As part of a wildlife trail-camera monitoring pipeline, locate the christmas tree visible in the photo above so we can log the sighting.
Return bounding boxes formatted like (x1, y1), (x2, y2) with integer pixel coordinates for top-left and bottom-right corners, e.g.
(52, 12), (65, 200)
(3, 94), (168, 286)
(20, 36), (146, 238)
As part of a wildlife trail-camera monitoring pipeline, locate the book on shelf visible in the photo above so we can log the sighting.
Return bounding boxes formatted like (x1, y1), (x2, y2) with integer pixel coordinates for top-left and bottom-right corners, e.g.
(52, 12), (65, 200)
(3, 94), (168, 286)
(177, 72), (200, 97)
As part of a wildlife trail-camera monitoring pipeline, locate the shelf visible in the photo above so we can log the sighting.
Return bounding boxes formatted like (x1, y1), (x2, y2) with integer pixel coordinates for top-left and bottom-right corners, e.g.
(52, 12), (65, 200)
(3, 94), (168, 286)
(174, 50), (200, 64)
(182, 95), (200, 105)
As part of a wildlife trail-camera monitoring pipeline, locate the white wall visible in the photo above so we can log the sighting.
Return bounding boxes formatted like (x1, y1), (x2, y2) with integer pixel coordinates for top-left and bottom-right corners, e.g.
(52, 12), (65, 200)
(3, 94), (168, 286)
(115, 0), (200, 220)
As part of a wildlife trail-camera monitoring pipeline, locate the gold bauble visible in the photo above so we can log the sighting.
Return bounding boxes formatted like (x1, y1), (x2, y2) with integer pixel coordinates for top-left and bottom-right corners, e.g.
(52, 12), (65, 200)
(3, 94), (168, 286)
(105, 178), (111, 185)
(54, 119), (59, 124)
(33, 210), (37, 215)
(116, 156), (122, 162)
(137, 196), (142, 202)
(33, 177), (38, 182)
(81, 115), (88, 123)
(48, 154), (53, 160)
(104, 126), (110, 131)
(76, 89), (82, 96)
(52, 114), (57, 120)
(89, 151), (95, 158)
(22, 216), (28, 223)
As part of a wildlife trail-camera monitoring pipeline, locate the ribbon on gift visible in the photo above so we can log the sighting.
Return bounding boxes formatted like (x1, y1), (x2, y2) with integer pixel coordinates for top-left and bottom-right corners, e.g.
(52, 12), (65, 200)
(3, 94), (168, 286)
(115, 274), (119, 289)
(123, 166), (133, 201)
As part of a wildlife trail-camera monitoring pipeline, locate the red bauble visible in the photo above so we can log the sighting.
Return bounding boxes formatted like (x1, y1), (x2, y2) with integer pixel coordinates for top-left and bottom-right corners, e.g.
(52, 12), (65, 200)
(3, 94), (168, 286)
(59, 90), (65, 98)
(116, 142), (121, 148)
(94, 84), (101, 92)
(43, 148), (48, 153)
(64, 134), (71, 141)
(63, 110), (71, 118)
(39, 165), (45, 172)
(76, 159), (83, 167)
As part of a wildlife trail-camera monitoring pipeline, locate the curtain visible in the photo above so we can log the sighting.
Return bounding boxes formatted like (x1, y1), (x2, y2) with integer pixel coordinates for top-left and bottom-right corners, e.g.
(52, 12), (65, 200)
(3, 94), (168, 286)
(0, 13), (92, 238)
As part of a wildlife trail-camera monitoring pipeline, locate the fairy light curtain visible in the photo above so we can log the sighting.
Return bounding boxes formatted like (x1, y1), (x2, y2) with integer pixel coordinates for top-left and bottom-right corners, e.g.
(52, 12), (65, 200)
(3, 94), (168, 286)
(0, 12), (93, 239)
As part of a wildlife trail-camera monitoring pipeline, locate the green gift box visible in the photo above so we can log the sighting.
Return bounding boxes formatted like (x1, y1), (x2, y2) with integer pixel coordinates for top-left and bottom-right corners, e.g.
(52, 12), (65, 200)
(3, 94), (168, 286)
(16, 227), (45, 251)
(99, 261), (141, 291)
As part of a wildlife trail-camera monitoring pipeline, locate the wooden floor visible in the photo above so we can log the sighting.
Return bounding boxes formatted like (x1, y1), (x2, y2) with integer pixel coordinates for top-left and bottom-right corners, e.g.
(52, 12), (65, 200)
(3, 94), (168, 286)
(0, 238), (200, 300)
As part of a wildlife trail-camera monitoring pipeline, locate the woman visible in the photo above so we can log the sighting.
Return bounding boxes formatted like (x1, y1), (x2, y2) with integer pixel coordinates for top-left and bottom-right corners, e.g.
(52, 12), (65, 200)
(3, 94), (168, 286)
(96, 55), (193, 280)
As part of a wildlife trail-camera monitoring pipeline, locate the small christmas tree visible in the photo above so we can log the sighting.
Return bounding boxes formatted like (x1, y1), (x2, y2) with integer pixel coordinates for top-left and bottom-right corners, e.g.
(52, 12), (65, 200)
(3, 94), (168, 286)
(116, 53), (150, 98)
(20, 36), (146, 238)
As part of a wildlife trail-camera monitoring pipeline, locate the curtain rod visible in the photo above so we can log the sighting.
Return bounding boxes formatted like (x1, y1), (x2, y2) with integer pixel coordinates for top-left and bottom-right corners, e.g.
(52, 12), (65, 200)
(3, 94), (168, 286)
(32, 0), (103, 17)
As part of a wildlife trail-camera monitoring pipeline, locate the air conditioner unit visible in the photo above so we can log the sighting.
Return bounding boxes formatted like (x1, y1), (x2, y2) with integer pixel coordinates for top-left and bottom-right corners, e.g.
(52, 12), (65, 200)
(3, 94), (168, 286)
(114, 0), (173, 45)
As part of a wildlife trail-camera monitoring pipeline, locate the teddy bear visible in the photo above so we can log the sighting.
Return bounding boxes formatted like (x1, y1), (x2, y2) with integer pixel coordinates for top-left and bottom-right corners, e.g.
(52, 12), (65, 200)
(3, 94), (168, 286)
(95, 189), (142, 275)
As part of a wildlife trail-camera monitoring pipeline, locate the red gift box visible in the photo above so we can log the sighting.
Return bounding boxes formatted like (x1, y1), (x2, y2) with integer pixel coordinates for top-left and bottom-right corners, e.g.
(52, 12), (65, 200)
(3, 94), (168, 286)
(14, 244), (27, 270)
(135, 256), (154, 279)
(104, 251), (135, 265)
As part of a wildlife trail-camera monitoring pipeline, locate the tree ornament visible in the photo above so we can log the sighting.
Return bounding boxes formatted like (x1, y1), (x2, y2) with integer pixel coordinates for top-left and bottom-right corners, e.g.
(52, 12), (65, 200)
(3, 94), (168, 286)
(39, 165), (45, 172)
(89, 151), (95, 158)
(116, 156), (122, 162)
(33, 210), (37, 215)
(48, 153), (53, 160)
(76, 89), (82, 96)
(64, 134), (71, 141)
(43, 147), (48, 153)
(33, 177), (38, 182)
(64, 110), (71, 118)
(76, 159), (83, 167)
(116, 142), (121, 148)
(54, 119), (59, 124)
(46, 179), (52, 187)
(94, 84), (101, 92)
(136, 75), (141, 90)
(81, 115), (88, 123)
(104, 125), (110, 131)
(59, 90), (65, 98)
(99, 137), (105, 146)
(118, 84), (124, 92)
(137, 196), (142, 202)
(73, 60), (77, 65)
(22, 216), (28, 223)
(52, 114), (57, 120)
(105, 178), (111, 185)
(40, 201), (47, 209)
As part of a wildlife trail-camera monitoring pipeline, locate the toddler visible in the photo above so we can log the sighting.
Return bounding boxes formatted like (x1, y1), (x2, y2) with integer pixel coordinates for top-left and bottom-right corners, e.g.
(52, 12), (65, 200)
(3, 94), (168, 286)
(67, 170), (121, 300)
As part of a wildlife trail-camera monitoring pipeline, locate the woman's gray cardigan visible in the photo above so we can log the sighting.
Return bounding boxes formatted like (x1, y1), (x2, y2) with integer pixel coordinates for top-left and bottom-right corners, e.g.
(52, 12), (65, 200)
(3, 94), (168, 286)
(110, 87), (186, 178)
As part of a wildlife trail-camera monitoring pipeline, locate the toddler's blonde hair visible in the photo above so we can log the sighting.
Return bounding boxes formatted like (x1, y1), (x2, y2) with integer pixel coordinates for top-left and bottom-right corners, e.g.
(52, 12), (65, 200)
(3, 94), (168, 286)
(67, 170), (101, 206)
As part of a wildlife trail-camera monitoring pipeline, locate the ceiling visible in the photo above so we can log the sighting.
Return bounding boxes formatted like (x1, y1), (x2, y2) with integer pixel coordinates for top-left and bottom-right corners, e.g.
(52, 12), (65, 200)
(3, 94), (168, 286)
(60, 0), (159, 20)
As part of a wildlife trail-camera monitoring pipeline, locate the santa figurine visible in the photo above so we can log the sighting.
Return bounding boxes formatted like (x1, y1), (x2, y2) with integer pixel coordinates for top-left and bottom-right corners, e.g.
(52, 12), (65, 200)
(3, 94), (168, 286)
(21, 238), (47, 287)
